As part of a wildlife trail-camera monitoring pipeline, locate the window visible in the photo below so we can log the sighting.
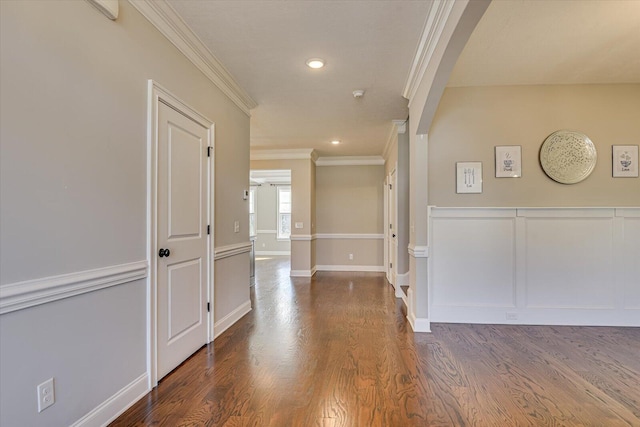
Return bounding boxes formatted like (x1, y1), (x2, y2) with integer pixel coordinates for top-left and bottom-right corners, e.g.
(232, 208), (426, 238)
(249, 187), (257, 237)
(277, 186), (291, 239)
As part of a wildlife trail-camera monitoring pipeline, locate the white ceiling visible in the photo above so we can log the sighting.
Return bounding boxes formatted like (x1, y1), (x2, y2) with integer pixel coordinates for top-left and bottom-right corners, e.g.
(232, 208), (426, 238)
(167, 0), (432, 157)
(167, 0), (640, 157)
(449, 0), (640, 87)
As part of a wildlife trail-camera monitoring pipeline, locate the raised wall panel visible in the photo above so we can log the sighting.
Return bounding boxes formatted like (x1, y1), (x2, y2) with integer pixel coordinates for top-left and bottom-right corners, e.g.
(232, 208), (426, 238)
(524, 217), (614, 309)
(623, 217), (640, 309)
(167, 259), (202, 342)
(168, 125), (202, 239)
(431, 214), (516, 308)
(429, 207), (639, 327)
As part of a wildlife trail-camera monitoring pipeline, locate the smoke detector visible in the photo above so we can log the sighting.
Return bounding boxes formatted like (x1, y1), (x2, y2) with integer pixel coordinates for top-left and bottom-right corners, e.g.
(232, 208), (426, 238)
(352, 90), (365, 98)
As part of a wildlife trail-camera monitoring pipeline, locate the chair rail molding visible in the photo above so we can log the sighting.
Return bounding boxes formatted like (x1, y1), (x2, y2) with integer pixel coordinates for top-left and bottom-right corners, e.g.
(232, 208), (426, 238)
(214, 242), (253, 261)
(0, 261), (148, 315)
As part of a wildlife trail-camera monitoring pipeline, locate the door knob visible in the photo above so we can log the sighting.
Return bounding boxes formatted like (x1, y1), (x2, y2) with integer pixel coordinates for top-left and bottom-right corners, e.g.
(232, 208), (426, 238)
(158, 248), (171, 258)
(392, 234), (396, 238)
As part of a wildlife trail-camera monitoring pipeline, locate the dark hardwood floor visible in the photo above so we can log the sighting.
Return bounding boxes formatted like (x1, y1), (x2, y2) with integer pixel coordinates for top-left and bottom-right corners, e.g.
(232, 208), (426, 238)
(111, 256), (640, 426)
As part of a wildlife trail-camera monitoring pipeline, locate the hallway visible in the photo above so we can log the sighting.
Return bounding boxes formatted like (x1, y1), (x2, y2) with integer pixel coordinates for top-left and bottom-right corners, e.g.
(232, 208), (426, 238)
(111, 258), (640, 426)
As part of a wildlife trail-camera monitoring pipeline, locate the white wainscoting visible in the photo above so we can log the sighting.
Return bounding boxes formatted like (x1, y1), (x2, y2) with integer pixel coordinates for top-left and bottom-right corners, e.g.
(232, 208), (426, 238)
(429, 207), (640, 326)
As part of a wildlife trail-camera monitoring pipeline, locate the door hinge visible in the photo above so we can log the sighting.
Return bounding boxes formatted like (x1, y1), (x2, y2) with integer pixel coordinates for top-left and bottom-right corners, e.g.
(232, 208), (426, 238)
(207, 302), (210, 312)
(207, 225), (210, 235)
(389, 224), (392, 229)
(207, 146), (212, 157)
(389, 262), (393, 269)
(389, 184), (392, 190)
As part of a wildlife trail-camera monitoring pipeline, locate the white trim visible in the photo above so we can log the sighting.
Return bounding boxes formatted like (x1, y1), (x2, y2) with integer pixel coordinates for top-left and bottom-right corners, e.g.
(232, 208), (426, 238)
(315, 265), (385, 273)
(0, 261), (148, 315)
(289, 234), (315, 241)
(408, 244), (429, 258)
(403, 0), (456, 103)
(399, 286), (407, 302)
(256, 229), (277, 234)
(382, 120), (408, 161)
(214, 300), (252, 339)
(250, 148), (317, 161)
(315, 156), (385, 166)
(396, 271), (410, 286)
(86, 0), (119, 20)
(71, 373), (149, 427)
(290, 267), (317, 277)
(128, 0), (256, 115)
(315, 233), (384, 240)
(616, 208), (640, 217)
(214, 242), (253, 260)
(146, 80), (215, 388)
(255, 251), (291, 256)
(408, 313), (431, 333)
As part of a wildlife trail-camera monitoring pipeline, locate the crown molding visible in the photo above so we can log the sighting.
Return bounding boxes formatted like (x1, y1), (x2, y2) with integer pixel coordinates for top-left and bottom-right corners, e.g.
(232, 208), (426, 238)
(128, 0), (257, 116)
(382, 120), (408, 161)
(402, 0), (456, 103)
(315, 156), (385, 167)
(250, 148), (318, 161)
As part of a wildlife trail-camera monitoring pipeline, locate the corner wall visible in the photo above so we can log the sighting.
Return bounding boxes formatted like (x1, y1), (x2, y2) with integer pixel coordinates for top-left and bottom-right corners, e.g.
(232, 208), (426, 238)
(315, 165), (384, 270)
(0, 1), (250, 425)
(427, 84), (640, 327)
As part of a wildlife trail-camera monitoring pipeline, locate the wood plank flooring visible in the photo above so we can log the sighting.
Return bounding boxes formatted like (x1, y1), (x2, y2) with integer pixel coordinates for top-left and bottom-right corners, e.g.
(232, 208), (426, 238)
(111, 256), (640, 426)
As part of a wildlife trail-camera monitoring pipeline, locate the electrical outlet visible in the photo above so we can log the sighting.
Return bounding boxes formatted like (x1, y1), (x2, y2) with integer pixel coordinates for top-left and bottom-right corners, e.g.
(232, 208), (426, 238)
(506, 312), (518, 321)
(37, 378), (55, 412)
(295, 222), (303, 229)
(234, 221), (240, 233)
(349, 253), (353, 261)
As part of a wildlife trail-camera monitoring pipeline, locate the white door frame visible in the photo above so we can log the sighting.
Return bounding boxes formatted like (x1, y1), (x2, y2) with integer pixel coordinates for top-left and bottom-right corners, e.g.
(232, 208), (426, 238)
(383, 177), (389, 283)
(146, 80), (215, 388)
(388, 167), (398, 288)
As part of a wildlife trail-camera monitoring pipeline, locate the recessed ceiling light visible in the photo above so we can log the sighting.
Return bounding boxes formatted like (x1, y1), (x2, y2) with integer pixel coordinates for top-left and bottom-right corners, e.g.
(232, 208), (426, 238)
(306, 58), (325, 69)
(331, 140), (340, 145)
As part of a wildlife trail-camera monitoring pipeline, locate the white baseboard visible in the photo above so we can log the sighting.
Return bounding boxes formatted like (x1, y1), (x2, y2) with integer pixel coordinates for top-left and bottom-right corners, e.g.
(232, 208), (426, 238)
(255, 251), (291, 256)
(315, 265), (385, 273)
(214, 300), (252, 339)
(71, 373), (149, 427)
(396, 271), (409, 286)
(290, 267), (316, 277)
(408, 313), (431, 333)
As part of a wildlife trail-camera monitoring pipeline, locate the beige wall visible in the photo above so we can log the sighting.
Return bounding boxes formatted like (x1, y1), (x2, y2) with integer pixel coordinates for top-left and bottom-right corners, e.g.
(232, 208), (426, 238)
(0, 1), (249, 425)
(428, 85), (640, 207)
(316, 165), (385, 233)
(315, 165), (385, 267)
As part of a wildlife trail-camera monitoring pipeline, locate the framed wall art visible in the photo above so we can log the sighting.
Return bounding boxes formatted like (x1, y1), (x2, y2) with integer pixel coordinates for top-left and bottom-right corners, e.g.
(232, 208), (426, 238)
(495, 146), (521, 178)
(456, 162), (482, 194)
(612, 145), (638, 178)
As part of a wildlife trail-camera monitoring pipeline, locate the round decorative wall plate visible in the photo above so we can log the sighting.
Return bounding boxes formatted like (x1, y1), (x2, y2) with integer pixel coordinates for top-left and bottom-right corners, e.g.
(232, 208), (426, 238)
(539, 130), (597, 184)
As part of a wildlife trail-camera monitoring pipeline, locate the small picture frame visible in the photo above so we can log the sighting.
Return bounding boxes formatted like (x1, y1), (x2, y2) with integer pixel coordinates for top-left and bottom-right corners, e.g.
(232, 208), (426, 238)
(612, 145), (638, 178)
(456, 162), (482, 194)
(495, 146), (522, 178)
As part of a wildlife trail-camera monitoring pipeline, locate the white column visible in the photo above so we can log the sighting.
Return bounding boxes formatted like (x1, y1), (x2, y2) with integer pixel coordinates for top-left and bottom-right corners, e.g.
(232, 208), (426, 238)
(407, 132), (430, 332)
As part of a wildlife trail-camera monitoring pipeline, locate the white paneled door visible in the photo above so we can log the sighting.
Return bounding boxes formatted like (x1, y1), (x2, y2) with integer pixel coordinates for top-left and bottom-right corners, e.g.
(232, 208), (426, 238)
(156, 101), (209, 380)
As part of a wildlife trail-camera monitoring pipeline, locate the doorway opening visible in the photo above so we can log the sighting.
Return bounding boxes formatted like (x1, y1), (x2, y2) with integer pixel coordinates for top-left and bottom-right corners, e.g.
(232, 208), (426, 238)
(249, 170), (292, 285)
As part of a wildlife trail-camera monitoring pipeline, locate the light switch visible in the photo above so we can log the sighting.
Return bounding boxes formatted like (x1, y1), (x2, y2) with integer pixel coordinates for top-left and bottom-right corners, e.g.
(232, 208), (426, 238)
(234, 221), (240, 233)
(295, 222), (303, 229)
